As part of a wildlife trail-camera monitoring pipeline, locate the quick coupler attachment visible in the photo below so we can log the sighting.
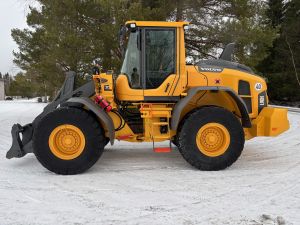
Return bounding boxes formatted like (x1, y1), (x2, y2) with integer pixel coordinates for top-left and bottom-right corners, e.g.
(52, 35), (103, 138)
(6, 123), (34, 159)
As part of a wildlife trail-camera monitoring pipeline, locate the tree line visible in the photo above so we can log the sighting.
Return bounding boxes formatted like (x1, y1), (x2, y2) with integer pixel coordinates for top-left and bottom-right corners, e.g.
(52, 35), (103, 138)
(1, 72), (39, 98)
(8, 0), (300, 102)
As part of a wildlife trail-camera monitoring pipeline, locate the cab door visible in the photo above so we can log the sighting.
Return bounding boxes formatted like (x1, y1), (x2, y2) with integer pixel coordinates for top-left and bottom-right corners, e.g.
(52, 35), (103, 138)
(116, 29), (144, 101)
(142, 28), (180, 101)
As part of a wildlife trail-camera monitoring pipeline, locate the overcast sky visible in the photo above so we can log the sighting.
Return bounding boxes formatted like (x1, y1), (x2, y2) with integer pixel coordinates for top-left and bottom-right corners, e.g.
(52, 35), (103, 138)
(0, 0), (32, 75)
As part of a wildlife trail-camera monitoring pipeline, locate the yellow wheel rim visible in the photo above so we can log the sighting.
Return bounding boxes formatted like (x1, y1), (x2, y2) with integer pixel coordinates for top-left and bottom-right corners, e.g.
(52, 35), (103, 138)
(196, 123), (230, 157)
(48, 124), (85, 160)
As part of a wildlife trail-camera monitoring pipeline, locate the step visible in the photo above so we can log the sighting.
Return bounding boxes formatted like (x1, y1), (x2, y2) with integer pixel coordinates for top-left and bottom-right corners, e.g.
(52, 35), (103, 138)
(154, 147), (171, 153)
(116, 134), (134, 140)
(152, 122), (169, 126)
(152, 135), (171, 139)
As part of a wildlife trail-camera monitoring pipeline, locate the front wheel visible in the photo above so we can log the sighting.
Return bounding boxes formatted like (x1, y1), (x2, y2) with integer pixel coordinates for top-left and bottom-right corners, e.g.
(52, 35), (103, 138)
(33, 107), (106, 175)
(178, 106), (245, 171)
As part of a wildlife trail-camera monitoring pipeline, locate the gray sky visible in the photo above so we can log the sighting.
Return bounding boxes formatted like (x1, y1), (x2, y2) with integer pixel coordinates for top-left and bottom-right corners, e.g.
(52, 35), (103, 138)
(0, 0), (31, 75)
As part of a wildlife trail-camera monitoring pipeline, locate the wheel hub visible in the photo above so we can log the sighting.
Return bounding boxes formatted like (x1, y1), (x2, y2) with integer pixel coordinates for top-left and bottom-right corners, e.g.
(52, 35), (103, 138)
(196, 123), (230, 157)
(49, 124), (85, 160)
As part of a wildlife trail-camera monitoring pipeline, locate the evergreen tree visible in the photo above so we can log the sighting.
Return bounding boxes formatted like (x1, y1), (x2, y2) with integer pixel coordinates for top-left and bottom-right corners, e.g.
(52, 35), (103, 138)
(12, 0), (278, 98)
(3, 73), (12, 96)
(267, 0), (284, 28)
(12, 0), (171, 96)
(9, 73), (36, 98)
(180, 0), (277, 68)
(282, 0), (300, 88)
(4, 73), (9, 80)
(256, 0), (300, 101)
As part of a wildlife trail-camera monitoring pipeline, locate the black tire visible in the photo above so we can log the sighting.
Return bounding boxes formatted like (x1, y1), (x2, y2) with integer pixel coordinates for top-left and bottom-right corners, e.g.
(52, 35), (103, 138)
(33, 107), (105, 175)
(171, 136), (179, 147)
(104, 138), (110, 146)
(178, 106), (245, 171)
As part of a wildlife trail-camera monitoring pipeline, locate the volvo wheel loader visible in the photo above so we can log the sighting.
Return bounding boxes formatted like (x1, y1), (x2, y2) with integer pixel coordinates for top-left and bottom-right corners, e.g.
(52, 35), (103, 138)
(6, 21), (290, 174)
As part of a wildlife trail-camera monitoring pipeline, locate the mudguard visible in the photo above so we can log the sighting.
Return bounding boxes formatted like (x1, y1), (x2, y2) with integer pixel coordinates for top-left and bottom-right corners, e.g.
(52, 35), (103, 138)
(67, 97), (115, 145)
(170, 86), (252, 131)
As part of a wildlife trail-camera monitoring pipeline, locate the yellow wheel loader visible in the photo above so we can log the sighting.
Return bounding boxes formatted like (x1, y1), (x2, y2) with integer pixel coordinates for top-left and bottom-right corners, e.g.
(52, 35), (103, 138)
(6, 21), (290, 174)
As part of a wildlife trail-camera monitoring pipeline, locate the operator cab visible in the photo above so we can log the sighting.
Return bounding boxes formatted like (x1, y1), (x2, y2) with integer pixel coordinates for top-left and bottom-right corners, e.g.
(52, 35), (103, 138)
(116, 21), (189, 102)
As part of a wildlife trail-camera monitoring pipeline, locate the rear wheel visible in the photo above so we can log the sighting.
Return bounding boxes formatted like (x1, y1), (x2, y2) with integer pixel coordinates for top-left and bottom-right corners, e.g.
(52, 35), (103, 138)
(178, 106), (245, 171)
(33, 107), (105, 175)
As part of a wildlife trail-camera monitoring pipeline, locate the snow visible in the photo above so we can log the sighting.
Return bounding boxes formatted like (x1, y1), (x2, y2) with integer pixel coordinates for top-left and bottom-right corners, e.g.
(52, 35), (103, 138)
(0, 101), (299, 225)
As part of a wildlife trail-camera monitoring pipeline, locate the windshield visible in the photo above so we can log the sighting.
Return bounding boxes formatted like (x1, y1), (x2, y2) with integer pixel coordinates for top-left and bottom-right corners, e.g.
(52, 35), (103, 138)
(120, 31), (140, 88)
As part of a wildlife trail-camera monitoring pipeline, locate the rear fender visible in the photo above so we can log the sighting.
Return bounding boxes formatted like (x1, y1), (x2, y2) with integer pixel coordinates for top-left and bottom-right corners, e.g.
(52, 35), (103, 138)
(171, 86), (251, 131)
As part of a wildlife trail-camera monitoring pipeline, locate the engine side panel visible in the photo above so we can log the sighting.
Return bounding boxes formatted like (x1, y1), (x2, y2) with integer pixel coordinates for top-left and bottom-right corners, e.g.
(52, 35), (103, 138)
(186, 65), (268, 119)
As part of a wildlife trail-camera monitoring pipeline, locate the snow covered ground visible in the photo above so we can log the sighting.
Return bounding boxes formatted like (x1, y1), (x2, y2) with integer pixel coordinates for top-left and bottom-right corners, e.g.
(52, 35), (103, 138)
(0, 100), (299, 225)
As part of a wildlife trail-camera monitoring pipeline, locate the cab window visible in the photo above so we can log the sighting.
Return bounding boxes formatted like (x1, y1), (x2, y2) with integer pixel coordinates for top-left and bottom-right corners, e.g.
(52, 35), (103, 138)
(145, 29), (176, 89)
(120, 30), (141, 89)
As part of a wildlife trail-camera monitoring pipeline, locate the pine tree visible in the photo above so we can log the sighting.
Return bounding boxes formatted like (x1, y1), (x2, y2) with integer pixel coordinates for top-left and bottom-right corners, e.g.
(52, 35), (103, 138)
(12, 0), (172, 96)
(256, 0), (300, 102)
(181, 0), (277, 68)
(9, 73), (35, 98)
(267, 0), (284, 28)
(4, 73), (9, 80)
(12, 0), (277, 98)
(3, 73), (11, 95)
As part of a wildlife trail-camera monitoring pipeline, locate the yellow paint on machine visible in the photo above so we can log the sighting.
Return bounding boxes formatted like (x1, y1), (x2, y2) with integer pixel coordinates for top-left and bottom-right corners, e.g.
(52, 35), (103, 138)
(196, 123), (230, 157)
(244, 107), (290, 140)
(48, 124), (86, 160)
(90, 20), (290, 144)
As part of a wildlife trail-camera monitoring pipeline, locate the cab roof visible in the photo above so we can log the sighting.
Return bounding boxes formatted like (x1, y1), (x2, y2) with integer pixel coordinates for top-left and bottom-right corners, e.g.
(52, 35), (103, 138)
(125, 21), (189, 28)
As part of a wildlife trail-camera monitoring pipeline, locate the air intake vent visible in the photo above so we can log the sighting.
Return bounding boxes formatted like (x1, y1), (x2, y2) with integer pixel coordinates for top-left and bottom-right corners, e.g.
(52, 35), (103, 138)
(238, 80), (251, 95)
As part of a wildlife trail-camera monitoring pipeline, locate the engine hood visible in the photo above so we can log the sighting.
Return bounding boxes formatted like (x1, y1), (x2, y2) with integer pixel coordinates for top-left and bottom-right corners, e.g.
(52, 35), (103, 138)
(197, 59), (254, 75)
